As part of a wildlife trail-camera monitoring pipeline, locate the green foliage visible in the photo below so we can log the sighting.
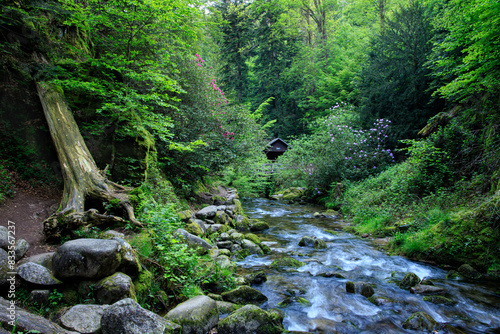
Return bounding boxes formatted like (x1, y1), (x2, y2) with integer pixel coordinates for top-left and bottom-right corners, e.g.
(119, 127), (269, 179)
(0, 162), (14, 204)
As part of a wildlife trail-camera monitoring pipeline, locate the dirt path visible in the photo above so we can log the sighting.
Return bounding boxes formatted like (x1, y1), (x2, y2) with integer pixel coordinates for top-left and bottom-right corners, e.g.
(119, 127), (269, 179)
(0, 187), (61, 257)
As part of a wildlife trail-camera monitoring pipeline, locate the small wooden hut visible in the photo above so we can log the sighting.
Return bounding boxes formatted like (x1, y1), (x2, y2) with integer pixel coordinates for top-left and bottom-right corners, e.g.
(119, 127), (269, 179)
(265, 138), (289, 161)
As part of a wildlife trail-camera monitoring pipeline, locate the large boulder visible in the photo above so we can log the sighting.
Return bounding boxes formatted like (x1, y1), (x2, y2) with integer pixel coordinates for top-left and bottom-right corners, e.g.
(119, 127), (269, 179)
(458, 264), (482, 280)
(17, 262), (62, 285)
(217, 305), (284, 334)
(221, 286), (268, 305)
(270, 256), (305, 269)
(52, 239), (123, 279)
(165, 295), (218, 334)
(100, 298), (180, 334)
(18, 252), (54, 270)
(14, 239), (30, 261)
(410, 284), (445, 295)
(0, 297), (78, 334)
(0, 249), (9, 286)
(0, 226), (9, 250)
(241, 239), (264, 255)
(195, 206), (218, 220)
(399, 272), (420, 289)
(96, 272), (136, 305)
(60, 304), (108, 334)
(112, 238), (141, 278)
(402, 311), (438, 331)
(174, 229), (212, 250)
(249, 221), (270, 232)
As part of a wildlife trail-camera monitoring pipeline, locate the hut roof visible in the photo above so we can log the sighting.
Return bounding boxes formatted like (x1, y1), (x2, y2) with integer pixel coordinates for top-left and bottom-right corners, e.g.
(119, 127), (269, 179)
(266, 138), (289, 152)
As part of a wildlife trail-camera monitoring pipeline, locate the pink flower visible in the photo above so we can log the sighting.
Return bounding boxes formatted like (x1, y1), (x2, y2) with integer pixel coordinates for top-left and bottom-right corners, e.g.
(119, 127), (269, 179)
(210, 66), (213, 69)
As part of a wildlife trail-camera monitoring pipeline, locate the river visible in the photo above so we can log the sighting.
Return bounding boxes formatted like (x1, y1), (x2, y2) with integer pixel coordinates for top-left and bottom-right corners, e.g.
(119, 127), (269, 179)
(238, 198), (500, 333)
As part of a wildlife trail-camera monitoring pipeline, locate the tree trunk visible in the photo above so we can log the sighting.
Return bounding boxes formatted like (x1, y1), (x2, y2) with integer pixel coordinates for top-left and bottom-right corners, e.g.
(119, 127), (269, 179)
(36, 81), (143, 241)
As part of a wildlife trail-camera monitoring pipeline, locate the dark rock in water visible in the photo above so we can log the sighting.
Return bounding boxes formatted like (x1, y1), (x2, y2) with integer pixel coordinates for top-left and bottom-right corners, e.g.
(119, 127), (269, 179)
(250, 221), (270, 232)
(298, 236), (327, 249)
(423, 295), (457, 305)
(446, 270), (460, 279)
(217, 304), (284, 334)
(221, 286), (268, 305)
(245, 271), (267, 285)
(270, 256), (305, 269)
(402, 311), (438, 331)
(165, 295), (218, 334)
(410, 284), (444, 295)
(316, 271), (345, 279)
(399, 272), (420, 289)
(100, 298), (180, 334)
(346, 281), (375, 298)
(367, 295), (395, 306)
(458, 264), (482, 280)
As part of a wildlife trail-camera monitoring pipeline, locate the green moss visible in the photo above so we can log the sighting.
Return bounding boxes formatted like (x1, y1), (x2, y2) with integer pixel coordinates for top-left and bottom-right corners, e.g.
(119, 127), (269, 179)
(270, 256), (305, 269)
(245, 233), (262, 245)
(133, 268), (154, 299)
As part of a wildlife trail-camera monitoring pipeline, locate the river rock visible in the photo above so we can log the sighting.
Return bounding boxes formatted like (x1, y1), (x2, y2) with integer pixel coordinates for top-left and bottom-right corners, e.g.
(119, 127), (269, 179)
(423, 295), (456, 305)
(221, 286), (268, 305)
(103, 230), (126, 239)
(165, 295), (218, 334)
(14, 239), (30, 260)
(0, 297), (78, 334)
(346, 281), (375, 298)
(245, 271), (267, 285)
(215, 211), (231, 225)
(270, 256), (305, 269)
(186, 222), (204, 237)
(174, 228), (212, 250)
(458, 264), (482, 280)
(18, 252), (54, 270)
(100, 298), (180, 334)
(195, 206), (218, 219)
(399, 272), (420, 289)
(208, 224), (225, 233)
(177, 210), (193, 221)
(241, 239), (264, 255)
(233, 215), (251, 231)
(367, 295), (395, 306)
(0, 249), (9, 286)
(217, 241), (233, 249)
(53, 238), (123, 279)
(60, 304), (108, 334)
(0, 226), (9, 250)
(410, 284), (445, 295)
(96, 272), (136, 304)
(215, 255), (236, 270)
(249, 221), (270, 232)
(298, 236), (327, 249)
(17, 262), (62, 285)
(402, 311), (438, 331)
(217, 304), (284, 334)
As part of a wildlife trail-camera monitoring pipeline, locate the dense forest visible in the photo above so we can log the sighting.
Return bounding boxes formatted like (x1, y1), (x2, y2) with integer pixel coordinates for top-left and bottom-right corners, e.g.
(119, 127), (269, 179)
(0, 0), (499, 331)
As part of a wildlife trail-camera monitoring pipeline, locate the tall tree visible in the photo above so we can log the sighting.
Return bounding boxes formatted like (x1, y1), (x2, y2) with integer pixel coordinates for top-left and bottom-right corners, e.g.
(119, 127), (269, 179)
(358, 0), (443, 143)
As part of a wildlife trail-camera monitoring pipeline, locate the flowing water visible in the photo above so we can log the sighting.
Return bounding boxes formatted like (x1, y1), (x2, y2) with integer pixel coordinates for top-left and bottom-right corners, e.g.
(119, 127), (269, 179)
(238, 198), (500, 333)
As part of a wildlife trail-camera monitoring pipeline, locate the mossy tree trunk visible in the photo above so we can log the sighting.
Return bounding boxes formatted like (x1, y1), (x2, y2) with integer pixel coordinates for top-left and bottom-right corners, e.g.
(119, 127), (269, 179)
(36, 82), (143, 241)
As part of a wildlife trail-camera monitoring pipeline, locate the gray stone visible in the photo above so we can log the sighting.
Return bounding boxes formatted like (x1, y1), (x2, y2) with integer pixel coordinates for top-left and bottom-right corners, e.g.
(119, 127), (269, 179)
(249, 221), (270, 232)
(101, 298), (180, 334)
(221, 286), (268, 305)
(17, 262), (62, 285)
(165, 295), (218, 334)
(233, 215), (250, 232)
(61, 304), (108, 334)
(18, 252), (54, 270)
(214, 211), (231, 225)
(219, 233), (230, 241)
(30, 289), (50, 305)
(215, 301), (241, 315)
(229, 232), (244, 243)
(208, 224), (224, 233)
(214, 255), (235, 270)
(112, 237), (141, 278)
(0, 249), (10, 286)
(298, 236), (327, 249)
(217, 241), (233, 249)
(0, 297), (78, 334)
(96, 272), (136, 305)
(174, 229), (212, 250)
(241, 239), (264, 255)
(410, 284), (445, 295)
(217, 305), (283, 334)
(14, 239), (30, 260)
(0, 227), (9, 251)
(195, 206), (218, 220)
(53, 239), (122, 279)
(193, 219), (207, 235)
(230, 244), (242, 253)
(399, 272), (420, 289)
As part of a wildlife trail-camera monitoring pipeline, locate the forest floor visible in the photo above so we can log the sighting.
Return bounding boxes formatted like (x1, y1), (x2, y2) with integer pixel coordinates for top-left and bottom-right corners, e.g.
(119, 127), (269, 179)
(0, 179), (61, 257)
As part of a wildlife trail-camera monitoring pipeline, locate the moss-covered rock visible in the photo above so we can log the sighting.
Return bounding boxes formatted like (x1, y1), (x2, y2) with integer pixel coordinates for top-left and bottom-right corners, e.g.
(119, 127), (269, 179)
(234, 215), (251, 232)
(221, 286), (268, 305)
(214, 211), (231, 225)
(458, 264), (482, 280)
(233, 199), (243, 215)
(165, 295), (218, 334)
(216, 301), (242, 315)
(399, 272), (420, 289)
(95, 272), (137, 305)
(367, 296), (395, 306)
(270, 256), (305, 269)
(250, 221), (270, 232)
(346, 281), (374, 298)
(446, 270), (460, 279)
(177, 210), (193, 221)
(186, 222), (204, 237)
(298, 236), (327, 249)
(133, 268), (153, 301)
(217, 304), (284, 334)
(402, 311), (438, 331)
(423, 295), (456, 305)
